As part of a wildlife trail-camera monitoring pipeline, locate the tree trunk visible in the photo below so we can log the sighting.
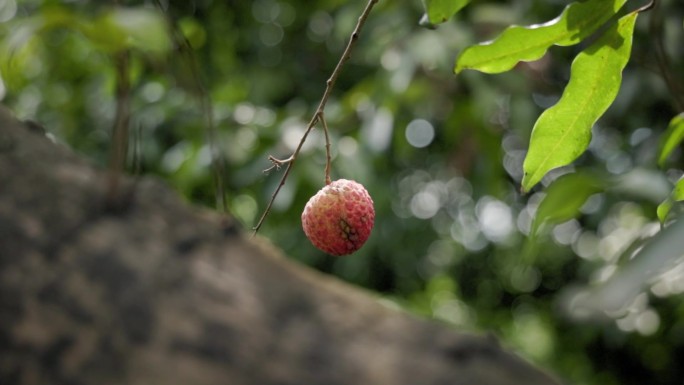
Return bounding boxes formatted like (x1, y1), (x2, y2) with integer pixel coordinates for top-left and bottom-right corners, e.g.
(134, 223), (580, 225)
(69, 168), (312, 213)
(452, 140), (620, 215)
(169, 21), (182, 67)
(0, 105), (560, 385)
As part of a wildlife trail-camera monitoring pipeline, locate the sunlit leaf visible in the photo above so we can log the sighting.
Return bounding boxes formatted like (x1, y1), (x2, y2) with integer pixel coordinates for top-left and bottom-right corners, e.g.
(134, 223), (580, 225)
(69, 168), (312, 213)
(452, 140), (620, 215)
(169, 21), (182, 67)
(79, 8), (171, 54)
(1, 6), (171, 59)
(106, 8), (171, 53)
(656, 198), (673, 223)
(657, 177), (684, 223)
(521, 13), (637, 192)
(657, 113), (684, 167)
(0, 23), (40, 89)
(424, 0), (470, 25)
(455, 0), (627, 74)
(531, 172), (603, 235)
(673, 177), (684, 201)
(78, 15), (128, 52)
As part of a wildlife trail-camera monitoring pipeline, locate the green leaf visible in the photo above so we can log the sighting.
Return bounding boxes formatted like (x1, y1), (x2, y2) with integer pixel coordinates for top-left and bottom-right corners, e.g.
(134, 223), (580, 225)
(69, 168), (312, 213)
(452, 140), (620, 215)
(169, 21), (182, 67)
(79, 8), (171, 54)
(656, 198), (673, 223)
(0, 8), (79, 89)
(657, 113), (684, 167)
(455, 0), (627, 74)
(569, 216), (684, 315)
(674, 177), (684, 201)
(521, 13), (637, 192)
(107, 8), (171, 53)
(657, 177), (684, 223)
(424, 0), (470, 25)
(1, 6), (171, 57)
(531, 172), (603, 235)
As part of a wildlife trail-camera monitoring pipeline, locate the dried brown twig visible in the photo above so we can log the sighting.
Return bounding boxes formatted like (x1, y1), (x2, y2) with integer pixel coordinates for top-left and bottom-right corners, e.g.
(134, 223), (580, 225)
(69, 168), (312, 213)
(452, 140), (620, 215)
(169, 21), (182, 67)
(252, 0), (379, 234)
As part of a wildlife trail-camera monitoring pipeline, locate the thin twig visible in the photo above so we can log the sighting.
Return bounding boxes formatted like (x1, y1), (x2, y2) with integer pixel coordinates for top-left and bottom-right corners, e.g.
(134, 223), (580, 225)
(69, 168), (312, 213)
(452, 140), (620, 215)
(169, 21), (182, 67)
(263, 155), (294, 173)
(106, 49), (131, 210)
(131, 122), (142, 176)
(635, 0), (656, 13)
(154, 0), (229, 213)
(647, 0), (684, 111)
(319, 111), (332, 185)
(252, 0), (379, 234)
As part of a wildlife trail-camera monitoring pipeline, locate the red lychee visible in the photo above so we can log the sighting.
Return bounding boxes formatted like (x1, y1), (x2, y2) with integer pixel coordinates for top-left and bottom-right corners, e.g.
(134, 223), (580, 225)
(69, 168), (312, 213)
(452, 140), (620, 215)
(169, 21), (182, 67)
(301, 179), (375, 256)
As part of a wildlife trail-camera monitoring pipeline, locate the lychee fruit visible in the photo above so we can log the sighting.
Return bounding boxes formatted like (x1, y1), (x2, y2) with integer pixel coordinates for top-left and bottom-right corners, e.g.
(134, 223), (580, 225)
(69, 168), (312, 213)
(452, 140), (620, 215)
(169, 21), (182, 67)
(301, 179), (375, 256)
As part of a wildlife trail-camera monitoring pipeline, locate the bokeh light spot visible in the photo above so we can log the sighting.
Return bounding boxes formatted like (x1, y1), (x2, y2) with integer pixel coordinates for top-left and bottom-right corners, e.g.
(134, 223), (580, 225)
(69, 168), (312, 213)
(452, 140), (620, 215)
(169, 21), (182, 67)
(259, 23), (284, 47)
(476, 197), (513, 243)
(405, 119), (434, 148)
(0, 0), (17, 23)
(338, 136), (358, 157)
(141, 81), (164, 103)
(410, 190), (440, 219)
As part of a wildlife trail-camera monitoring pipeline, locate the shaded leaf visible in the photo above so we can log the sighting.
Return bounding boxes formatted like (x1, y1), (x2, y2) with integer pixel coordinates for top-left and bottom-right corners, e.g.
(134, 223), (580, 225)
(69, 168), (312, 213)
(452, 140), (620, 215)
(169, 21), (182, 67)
(455, 0), (627, 74)
(658, 113), (684, 167)
(566, 216), (684, 315)
(0, 9), (76, 89)
(424, 0), (470, 25)
(521, 13), (637, 192)
(657, 177), (684, 223)
(531, 172), (604, 235)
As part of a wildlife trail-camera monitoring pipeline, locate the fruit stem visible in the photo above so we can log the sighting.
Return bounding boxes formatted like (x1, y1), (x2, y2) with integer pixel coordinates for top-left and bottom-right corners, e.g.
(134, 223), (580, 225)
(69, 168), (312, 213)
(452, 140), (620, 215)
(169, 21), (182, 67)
(253, 0), (379, 234)
(319, 112), (333, 185)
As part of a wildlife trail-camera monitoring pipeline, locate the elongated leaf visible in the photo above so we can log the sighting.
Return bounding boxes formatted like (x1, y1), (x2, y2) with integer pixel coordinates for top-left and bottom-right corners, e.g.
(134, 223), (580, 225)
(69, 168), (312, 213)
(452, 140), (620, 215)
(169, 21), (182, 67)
(567, 216), (684, 316)
(657, 177), (684, 223)
(673, 177), (684, 201)
(424, 0), (470, 25)
(531, 172), (603, 235)
(658, 113), (684, 167)
(521, 13), (637, 192)
(455, 0), (627, 74)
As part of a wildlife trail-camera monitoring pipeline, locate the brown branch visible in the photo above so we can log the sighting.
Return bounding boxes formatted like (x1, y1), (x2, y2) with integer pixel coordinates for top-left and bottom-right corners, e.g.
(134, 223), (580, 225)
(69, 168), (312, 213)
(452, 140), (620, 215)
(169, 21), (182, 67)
(131, 122), (143, 176)
(263, 155), (294, 174)
(106, 49), (131, 210)
(253, 0), (380, 233)
(320, 112), (332, 186)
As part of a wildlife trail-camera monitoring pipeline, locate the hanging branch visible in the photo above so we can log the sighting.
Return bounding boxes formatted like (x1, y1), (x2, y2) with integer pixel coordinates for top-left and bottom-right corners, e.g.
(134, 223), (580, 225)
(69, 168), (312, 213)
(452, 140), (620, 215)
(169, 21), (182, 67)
(154, 0), (229, 214)
(253, 0), (379, 234)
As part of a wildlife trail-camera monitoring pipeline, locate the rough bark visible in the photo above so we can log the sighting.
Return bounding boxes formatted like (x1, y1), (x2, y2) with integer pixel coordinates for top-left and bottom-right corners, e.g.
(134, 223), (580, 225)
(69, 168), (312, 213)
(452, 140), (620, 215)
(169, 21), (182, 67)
(0, 105), (561, 385)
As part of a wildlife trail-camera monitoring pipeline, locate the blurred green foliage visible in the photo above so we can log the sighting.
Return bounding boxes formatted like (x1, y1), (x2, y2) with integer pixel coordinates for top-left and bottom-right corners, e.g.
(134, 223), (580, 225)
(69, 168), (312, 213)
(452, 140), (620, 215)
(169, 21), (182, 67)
(1, 0), (684, 384)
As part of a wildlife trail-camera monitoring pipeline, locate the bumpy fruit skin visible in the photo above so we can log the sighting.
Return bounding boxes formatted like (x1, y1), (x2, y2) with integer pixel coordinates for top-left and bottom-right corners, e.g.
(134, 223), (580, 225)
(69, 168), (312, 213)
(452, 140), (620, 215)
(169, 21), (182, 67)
(301, 179), (375, 256)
